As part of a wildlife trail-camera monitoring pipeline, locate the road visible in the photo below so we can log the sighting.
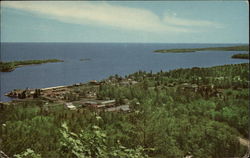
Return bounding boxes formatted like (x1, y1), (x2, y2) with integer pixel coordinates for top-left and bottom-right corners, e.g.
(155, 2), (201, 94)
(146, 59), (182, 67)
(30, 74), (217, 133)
(238, 137), (250, 158)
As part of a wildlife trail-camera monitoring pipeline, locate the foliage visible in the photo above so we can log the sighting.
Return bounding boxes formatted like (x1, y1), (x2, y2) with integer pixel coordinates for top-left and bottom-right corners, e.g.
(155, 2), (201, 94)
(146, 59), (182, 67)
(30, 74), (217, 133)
(59, 121), (148, 158)
(231, 53), (249, 59)
(154, 45), (249, 53)
(14, 149), (41, 158)
(0, 63), (249, 157)
(0, 61), (15, 72)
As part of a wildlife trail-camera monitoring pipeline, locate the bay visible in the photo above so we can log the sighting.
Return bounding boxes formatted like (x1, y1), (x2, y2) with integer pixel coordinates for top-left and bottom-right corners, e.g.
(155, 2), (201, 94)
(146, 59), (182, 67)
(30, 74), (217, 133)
(0, 43), (247, 101)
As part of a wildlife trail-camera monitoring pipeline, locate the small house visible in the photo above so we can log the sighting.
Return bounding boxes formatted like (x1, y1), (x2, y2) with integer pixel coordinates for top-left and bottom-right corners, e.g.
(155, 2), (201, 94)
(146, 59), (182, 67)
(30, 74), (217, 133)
(89, 80), (99, 85)
(105, 105), (130, 112)
(65, 102), (77, 110)
(99, 100), (116, 107)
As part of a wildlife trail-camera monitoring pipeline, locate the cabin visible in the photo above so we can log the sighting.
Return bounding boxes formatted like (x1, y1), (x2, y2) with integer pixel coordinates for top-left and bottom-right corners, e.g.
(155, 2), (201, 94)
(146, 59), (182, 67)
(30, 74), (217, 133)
(105, 105), (130, 112)
(96, 104), (106, 108)
(82, 101), (98, 107)
(41, 85), (67, 91)
(99, 99), (115, 105)
(89, 80), (99, 85)
(64, 102), (77, 110)
(179, 83), (198, 92)
(130, 81), (138, 85)
(81, 99), (116, 109)
(73, 83), (82, 86)
(85, 91), (96, 98)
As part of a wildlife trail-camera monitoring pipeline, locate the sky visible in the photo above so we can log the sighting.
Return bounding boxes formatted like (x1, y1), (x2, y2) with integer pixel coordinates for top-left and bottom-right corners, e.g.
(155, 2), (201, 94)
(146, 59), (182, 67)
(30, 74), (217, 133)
(0, 1), (249, 43)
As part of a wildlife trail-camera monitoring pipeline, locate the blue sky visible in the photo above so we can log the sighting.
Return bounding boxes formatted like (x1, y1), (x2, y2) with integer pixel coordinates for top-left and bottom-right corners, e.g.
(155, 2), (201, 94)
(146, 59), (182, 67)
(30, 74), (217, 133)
(1, 1), (248, 43)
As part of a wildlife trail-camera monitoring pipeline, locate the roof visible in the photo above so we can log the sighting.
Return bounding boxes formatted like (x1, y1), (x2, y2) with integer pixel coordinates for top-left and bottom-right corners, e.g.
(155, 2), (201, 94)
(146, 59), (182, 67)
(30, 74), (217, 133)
(65, 102), (73, 106)
(84, 101), (98, 104)
(100, 100), (116, 104)
(105, 105), (130, 112)
(41, 85), (68, 91)
(64, 102), (76, 110)
(97, 104), (106, 108)
(67, 105), (76, 109)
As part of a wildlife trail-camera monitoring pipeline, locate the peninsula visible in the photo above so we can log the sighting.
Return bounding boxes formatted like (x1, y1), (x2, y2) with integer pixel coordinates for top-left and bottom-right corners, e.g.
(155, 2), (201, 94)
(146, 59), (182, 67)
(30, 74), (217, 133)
(0, 59), (64, 72)
(1, 63), (249, 158)
(154, 45), (249, 53)
(231, 53), (249, 59)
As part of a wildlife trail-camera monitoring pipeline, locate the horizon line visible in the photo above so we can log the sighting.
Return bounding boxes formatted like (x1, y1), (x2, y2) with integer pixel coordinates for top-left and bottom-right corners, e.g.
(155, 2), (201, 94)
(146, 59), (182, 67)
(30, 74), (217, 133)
(1, 42), (248, 44)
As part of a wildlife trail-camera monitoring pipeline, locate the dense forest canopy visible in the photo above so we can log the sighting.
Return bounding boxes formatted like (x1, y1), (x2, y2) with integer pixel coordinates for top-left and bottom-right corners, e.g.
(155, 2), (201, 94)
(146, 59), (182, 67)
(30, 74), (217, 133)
(154, 45), (249, 53)
(231, 53), (249, 59)
(0, 63), (249, 158)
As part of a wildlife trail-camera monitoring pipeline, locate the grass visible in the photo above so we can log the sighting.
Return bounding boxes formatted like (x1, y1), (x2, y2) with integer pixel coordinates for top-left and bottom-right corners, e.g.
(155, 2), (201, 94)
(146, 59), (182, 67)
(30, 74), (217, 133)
(0, 59), (63, 72)
(154, 45), (249, 53)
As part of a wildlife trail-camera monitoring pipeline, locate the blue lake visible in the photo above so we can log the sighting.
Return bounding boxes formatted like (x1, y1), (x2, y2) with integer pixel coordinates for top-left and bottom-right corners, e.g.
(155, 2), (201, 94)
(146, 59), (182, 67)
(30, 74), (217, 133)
(0, 43), (248, 101)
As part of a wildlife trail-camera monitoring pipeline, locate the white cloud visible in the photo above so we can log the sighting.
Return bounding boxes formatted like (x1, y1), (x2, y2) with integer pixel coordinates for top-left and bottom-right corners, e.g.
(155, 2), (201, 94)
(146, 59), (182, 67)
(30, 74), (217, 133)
(163, 15), (223, 28)
(1, 1), (222, 33)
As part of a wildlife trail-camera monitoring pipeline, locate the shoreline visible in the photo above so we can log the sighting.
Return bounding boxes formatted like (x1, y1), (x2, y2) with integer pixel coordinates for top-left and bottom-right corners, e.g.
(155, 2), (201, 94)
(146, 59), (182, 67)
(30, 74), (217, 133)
(154, 45), (249, 53)
(2, 62), (249, 103)
(1, 62), (249, 157)
(231, 53), (249, 59)
(0, 59), (64, 72)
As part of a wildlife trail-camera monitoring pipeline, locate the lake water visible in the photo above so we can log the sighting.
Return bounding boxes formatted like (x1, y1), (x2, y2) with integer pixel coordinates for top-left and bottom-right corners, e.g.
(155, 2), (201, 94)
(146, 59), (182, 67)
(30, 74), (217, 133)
(0, 43), (248, 101)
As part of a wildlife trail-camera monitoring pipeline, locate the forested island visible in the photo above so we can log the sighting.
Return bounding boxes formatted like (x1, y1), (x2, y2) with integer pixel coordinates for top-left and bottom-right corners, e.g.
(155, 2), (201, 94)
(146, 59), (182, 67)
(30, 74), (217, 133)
(154, 45), (249, 53)
(80, 58), (91, 61)
(0, 63), (249, 158)
(231, 53), (249, 59)
(0, 59), (64, 72)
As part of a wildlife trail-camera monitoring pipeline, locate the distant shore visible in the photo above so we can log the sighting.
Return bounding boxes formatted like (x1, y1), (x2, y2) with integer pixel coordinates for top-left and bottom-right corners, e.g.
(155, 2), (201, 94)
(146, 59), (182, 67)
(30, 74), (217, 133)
(154, 45), (249, 53)
(231, 53), (249, 59)
(0, 59), (64, 72)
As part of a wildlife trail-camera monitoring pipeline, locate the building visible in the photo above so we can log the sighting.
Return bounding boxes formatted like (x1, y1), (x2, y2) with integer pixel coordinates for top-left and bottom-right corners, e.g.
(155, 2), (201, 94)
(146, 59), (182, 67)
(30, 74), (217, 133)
(99, 100), (115, 105)
(105, 105), (130, 112)
(89, 80), (99, 85)
(81, 101), (99, 107)
(64, 102), (77, 110)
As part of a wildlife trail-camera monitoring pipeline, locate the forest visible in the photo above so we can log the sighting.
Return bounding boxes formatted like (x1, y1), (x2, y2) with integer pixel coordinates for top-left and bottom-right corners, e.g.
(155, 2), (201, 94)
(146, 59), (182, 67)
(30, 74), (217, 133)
(154, 45), (249, 53)
(0, 63), (249, 158)
(0, 59), (63, 72)
(231, 53), (249, 59)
